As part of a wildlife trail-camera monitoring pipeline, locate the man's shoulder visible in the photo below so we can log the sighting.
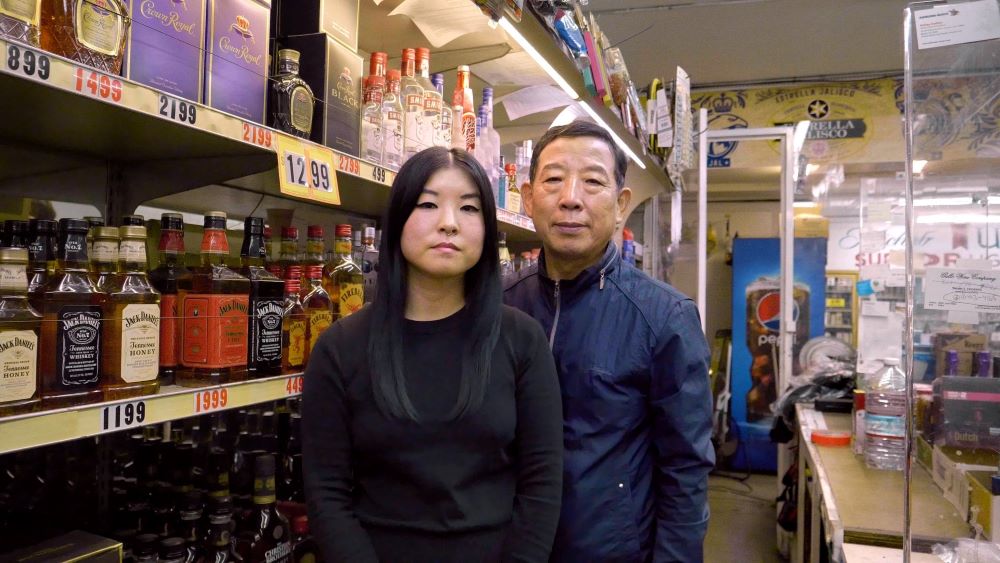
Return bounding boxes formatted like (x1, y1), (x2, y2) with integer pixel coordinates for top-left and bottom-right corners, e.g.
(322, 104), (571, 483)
(503, 265), (540, 302)
(614, 263), (694, 321)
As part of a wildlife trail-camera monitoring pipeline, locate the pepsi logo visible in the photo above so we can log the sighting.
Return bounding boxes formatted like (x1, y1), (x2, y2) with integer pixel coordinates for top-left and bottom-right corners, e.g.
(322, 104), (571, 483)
(755, 291), (799, 331)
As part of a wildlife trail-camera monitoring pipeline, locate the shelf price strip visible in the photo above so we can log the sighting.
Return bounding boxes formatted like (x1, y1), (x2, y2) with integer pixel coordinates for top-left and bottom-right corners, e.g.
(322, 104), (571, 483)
(275, 133), (341, 205)
(194, 388), (229, 413)
(286, 376), (304, 396)
(99, 400), (147, 433)
(158, 94), (197, 125)
(4, 42), (51, 83)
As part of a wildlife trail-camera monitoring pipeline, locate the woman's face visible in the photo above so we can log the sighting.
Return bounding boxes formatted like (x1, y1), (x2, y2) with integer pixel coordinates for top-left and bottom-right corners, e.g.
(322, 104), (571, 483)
(401, 166), (485, 281)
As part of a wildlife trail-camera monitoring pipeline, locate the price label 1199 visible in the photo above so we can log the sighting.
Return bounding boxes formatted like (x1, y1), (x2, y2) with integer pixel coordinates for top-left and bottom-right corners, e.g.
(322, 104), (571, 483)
(5, 44), (50, 82)
(100, 401), (147, 432)
(194, 388), (229, 413)
(286, 376), (304, 396)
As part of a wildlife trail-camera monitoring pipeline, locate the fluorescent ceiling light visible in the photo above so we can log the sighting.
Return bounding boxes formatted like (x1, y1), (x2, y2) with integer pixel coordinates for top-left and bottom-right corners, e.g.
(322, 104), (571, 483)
(917, 213), (1000, 225)
(498, 17), (579, 101)
(898, 195), (1000, 207)
(912, 160), (928, 174)
(577, 101), (646, 169)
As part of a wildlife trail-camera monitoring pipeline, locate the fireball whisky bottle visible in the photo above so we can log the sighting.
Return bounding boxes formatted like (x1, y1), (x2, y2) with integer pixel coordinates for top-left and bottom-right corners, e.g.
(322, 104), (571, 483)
(102, 225), (161, 401)
(40, 0), (130, 74)
(281, 277), (306, 374)
(325, 224), (363, 321)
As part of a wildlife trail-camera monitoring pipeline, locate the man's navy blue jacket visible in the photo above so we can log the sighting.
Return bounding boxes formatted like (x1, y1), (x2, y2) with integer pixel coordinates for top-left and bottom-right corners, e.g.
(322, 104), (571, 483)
(504, 243), (715, 563)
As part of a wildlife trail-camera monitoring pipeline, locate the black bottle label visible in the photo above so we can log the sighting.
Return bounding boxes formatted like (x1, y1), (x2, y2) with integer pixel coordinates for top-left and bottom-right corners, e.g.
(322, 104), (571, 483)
(56, 306), (102, 387)
(249, 297), (283, 367)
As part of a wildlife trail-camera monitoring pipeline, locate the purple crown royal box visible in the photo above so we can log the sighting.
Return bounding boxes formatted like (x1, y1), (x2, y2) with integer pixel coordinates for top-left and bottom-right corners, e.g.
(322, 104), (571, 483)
(126, 0), (207, 102)
(204, 0), (271, 123)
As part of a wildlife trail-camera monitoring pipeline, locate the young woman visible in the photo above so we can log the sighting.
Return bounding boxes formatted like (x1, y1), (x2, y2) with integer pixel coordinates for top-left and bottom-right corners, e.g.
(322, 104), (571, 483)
(302, 147), (563, 563)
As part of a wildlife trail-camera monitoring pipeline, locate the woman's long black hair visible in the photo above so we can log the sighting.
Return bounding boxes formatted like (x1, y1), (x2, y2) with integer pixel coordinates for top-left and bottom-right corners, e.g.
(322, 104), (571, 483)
(367, 146), (502, 422)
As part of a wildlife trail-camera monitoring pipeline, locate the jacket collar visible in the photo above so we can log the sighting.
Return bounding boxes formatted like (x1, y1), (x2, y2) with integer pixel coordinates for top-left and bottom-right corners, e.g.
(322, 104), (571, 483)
(538, 242), (620, 296)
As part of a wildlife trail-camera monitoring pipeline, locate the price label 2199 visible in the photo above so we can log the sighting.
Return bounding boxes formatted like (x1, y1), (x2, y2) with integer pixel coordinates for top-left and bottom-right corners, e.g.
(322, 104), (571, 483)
(5, 44), (50, 82)
(159, 94), (197, 125)
(100, 401), (147, 432)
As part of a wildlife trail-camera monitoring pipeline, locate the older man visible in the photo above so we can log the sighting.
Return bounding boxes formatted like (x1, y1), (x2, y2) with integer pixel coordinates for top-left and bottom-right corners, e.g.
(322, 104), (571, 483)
(504, 120), (715, 562)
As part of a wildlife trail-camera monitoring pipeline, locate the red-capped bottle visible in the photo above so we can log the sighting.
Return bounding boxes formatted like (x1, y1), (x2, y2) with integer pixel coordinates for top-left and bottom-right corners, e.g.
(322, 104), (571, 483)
(281, 276), (307, 373)
(301, 265), (332, 358)
(277, 226), (300, 280)
(453, 65), (476, 152)
(149, 213), (189, 386)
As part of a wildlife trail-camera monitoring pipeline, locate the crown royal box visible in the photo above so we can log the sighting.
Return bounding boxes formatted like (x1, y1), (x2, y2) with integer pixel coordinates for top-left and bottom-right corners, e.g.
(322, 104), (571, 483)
(204, 0), (271, 123)
(277, 0), (359, 51)
(282, 33), (361, 157)
(126, 0), (207, 102)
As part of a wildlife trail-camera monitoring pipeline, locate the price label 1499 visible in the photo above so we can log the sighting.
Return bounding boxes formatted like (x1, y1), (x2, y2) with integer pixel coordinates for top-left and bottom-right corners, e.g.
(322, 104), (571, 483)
(74, 67), (123, 103)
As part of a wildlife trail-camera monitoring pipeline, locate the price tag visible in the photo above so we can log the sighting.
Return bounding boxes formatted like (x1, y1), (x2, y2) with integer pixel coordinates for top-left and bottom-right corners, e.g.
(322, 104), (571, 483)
(158, 94), (197, 125)
(100, 400), (147, 433)
(242, 121), (273, 149)
(371, 165), (387, 184)
(275, 134), (341, 204)
(193, 388), (229, 413)
(73, 66), (123, 103)
(337, 154), (361, 176)
(285, 376), (304, 396)
(4, 43), (51, 83)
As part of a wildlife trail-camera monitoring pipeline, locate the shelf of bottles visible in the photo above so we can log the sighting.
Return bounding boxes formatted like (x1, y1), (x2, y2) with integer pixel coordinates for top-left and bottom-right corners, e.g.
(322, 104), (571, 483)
(824, 271), (858, 347)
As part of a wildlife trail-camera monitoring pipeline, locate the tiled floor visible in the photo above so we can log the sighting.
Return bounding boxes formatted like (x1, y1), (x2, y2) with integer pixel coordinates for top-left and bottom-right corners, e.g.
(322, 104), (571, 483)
(705, 473), (785, 563)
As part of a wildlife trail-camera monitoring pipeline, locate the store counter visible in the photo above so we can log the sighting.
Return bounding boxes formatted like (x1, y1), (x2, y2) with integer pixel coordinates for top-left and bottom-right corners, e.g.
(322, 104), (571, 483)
(794, 403), (970, 563)
(841, 544), (943, 562)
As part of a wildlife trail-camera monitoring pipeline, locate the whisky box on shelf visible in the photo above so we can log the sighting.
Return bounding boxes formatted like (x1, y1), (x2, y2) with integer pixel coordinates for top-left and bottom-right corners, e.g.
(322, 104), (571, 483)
(1, 530), (122, 563)
(204, 0), (271, 123)
(126, 0), (207, 102)
(933, 331), (987, 376)
(283, 33), (362, 157)
(277, 0), (359, 51)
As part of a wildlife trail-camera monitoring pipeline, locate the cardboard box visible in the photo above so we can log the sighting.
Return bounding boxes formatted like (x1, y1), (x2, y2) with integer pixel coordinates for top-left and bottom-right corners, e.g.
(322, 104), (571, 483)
(939, 376), (1000, 449)
(276, 0), (359, 51)
(282, 33), (362, 157)
(931, 444), (996, 518)
(126, 0), (207, 102)
(204, 0), (271, 123)
(967, 470), (999, 541)
(1, 530), (122, 563)
(933, 332), (987, 376)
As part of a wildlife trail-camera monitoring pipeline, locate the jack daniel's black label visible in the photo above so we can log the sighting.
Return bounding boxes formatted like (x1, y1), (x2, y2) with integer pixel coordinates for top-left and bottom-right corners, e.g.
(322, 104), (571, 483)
(56, 306), (102, 387)
(249, 297), (283, 368)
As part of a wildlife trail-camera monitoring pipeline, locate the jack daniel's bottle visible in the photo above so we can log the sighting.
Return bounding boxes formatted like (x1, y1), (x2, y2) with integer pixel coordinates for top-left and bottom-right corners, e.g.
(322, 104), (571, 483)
(239, 217), (284, 378)
(39, 218), (106, 408)
(0, 248), (42, 417)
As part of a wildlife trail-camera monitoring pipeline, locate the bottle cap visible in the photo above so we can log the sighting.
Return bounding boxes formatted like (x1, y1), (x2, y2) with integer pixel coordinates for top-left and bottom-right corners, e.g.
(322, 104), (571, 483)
(369, 51), (388, 75)
(263, 225), (272, 239)
(0, 247), (28, 263)
(277, 49), (300, 63)
(158, 537), (187, 558)
(388, 69), (400, 82)
(207, 494), (233, 516)
(203, 212), (227, 230)
(160, 213), (184, 231)
(94, 226), (120, 239)
(285, 278), (301, 293)
(84, 216), (105, 228)
(498, 231), (507, 244)
(4, 220), (27, 235)
(401, 47), (415, 61)
(307, 265), (323, 279)
(120, 214), (145, 226)
(285, 266), (303, 279)
(133, 534), (159, 557)
(457, 64), (469, 72)
(244, 216), (265, 235)
(811, 430), (851, 447)
(308, 225), (324, 238)
(282, 226), (299, 239)
(119, 226), (146, 239)
(483, 86), (493, 99)
(336, 224), (352, 238)
(505, 163), (517, 174)
(416, 47), (430, 61)
(181, 490), (204, 512)
(293, 515), (309, 535)
(369, 74), (386, 89)
(364, 226), (375, 239)
(29, 218), (57, 234)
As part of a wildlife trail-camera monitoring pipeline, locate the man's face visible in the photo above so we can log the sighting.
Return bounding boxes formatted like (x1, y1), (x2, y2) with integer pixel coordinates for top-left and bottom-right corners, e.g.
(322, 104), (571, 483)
(524, 136), (631, 268)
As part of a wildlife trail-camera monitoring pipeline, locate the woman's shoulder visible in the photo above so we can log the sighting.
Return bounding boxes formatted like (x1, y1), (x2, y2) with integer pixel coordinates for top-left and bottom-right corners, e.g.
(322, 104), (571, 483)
(500, 305), (547, 345)
(320, 305), (374, 349)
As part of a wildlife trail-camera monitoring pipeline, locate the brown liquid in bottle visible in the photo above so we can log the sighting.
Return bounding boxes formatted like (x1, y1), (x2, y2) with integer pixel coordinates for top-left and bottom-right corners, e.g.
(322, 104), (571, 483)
(0, 248), (43, 417)
(40, 0), (130, 74)
(39, 218), (106, 408)
(148, 213), (189, 387)
(280, 277), (307, 373)
(0, 0), (42, 46)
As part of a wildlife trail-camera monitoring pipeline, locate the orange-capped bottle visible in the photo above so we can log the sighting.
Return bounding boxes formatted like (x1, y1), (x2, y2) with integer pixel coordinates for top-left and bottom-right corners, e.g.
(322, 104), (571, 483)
(301, 265), (332, 358)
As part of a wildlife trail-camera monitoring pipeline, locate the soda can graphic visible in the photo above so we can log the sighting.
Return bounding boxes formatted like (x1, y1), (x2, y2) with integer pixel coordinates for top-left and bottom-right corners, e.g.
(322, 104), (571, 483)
(745, 277), (810, 421)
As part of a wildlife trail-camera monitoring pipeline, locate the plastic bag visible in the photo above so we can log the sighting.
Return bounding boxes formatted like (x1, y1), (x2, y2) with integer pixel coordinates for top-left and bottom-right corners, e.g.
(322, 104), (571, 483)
(932, 538), (1000, 563)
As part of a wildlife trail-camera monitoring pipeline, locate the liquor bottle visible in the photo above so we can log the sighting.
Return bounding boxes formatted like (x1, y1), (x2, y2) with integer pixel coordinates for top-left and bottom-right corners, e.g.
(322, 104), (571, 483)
(121, 214), (144, 227)
(0, 248), (42, 417)
(291, 516), (317, 563)
(269, 49), (315, 139)
(92, 226), (119, 292)
(2, 220), (28, 248)
(496, 154), (506, 209)
(400, 48), (425, 163)
(133, 534), (160, 563)
(204, 447), (231, 499)
(301, 265), (332, 357)
(431, 73), (451, 148)
(149, 213), (189, 387)
(102, 225), (161, 401)
(0, 0), (41, 46)
(360, 75), (385, 165)
(281, 277), (307, 374)
(453, 65), (476, 152)
(199, 496), (240, 563)
(303, 226), (325, 280)
(498, 232), (514, 281)
(277, 413), (303, 502)
(325, 225), (363, 321)
(234, 454), (292, 563)
(40, 0), (131, 74)
(361, 226), (378, 305)
(83, 216), (103, 269)
(481, 88), (501, 186)
(382, 69), (405, 171)
(239, 217), (284, 378)
(416, 48), (440, 152)
(176, 491), (204, 560)
(27, 218), (57, 311)
(158, 537), (187, 563)
(505, 162), (522, 214)
(39, 219), (105, 408)
(277, 226), (300, 280)
(176, 212), (251, 387)
(351, 228), (363, 266)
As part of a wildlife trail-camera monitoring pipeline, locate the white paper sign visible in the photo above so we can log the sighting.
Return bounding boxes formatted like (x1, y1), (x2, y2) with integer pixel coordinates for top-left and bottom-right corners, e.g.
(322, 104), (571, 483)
(865, 201), (893, 224)
(924, 267), (1000, 312)
(860, 231), (887, 253)
(861, 300), (891, 317)
(914, 0), (1000, 50)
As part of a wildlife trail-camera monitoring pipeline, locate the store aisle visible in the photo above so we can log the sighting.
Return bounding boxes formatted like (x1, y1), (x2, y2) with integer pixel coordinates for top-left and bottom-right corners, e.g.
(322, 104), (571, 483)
(706, 474), (783, 563)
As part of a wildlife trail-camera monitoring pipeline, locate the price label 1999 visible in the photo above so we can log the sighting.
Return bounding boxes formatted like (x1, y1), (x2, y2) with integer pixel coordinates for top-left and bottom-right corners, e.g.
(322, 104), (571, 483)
(194, 388), (229, 413)
(74, 67), (123, 103)
(5, 43), (50, 82)
(100, 401), (147, 432)
(159, 94), (197, 125)
(286, 376), (304, 396)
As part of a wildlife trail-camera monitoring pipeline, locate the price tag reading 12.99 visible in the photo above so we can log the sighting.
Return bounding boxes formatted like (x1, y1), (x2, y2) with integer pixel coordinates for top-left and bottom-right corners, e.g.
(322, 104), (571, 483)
(274, 134), (340, 205)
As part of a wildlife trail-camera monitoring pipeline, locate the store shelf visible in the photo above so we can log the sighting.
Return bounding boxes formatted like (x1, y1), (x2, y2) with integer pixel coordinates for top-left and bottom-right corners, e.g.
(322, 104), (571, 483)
(0, 373), (304, 456)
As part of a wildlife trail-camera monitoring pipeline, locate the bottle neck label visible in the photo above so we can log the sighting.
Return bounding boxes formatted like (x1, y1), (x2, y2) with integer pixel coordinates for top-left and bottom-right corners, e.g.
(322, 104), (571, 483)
(201, 228), (230, 255)
(60, 233), (89, 264)
(120, 240), (147, 265)
(335, 240), (352, 255)
(0, 264), (28, 292)
(92, 240), (118, 263)
(159, 230), (185, 254)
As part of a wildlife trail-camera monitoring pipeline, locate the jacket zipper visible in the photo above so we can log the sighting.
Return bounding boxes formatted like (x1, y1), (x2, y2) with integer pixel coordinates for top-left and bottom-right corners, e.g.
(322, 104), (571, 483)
(549, 280), (561, 349)
(599, 246), (618, 290)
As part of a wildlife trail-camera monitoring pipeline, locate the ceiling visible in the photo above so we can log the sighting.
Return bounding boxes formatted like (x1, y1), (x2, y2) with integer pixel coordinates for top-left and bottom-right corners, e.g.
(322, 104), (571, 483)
(585, 0), (913, 88)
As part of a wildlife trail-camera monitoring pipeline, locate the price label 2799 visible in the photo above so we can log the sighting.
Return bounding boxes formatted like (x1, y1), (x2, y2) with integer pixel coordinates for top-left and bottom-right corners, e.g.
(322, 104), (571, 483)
(101, 401), (147, 432)
(159, 94), (197, 125)
(5, 44), (50, 82)
(286, 376), (304, 396)
(194, 388), (229, 413)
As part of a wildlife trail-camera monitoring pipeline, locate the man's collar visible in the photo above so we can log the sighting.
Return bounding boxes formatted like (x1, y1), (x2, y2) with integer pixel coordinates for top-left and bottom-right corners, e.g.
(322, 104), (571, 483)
(538, 243), (619, 290)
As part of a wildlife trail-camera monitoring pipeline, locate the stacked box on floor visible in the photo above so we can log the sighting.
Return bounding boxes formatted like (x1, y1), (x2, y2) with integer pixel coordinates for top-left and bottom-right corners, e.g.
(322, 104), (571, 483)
(204, 0), (271, 123)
